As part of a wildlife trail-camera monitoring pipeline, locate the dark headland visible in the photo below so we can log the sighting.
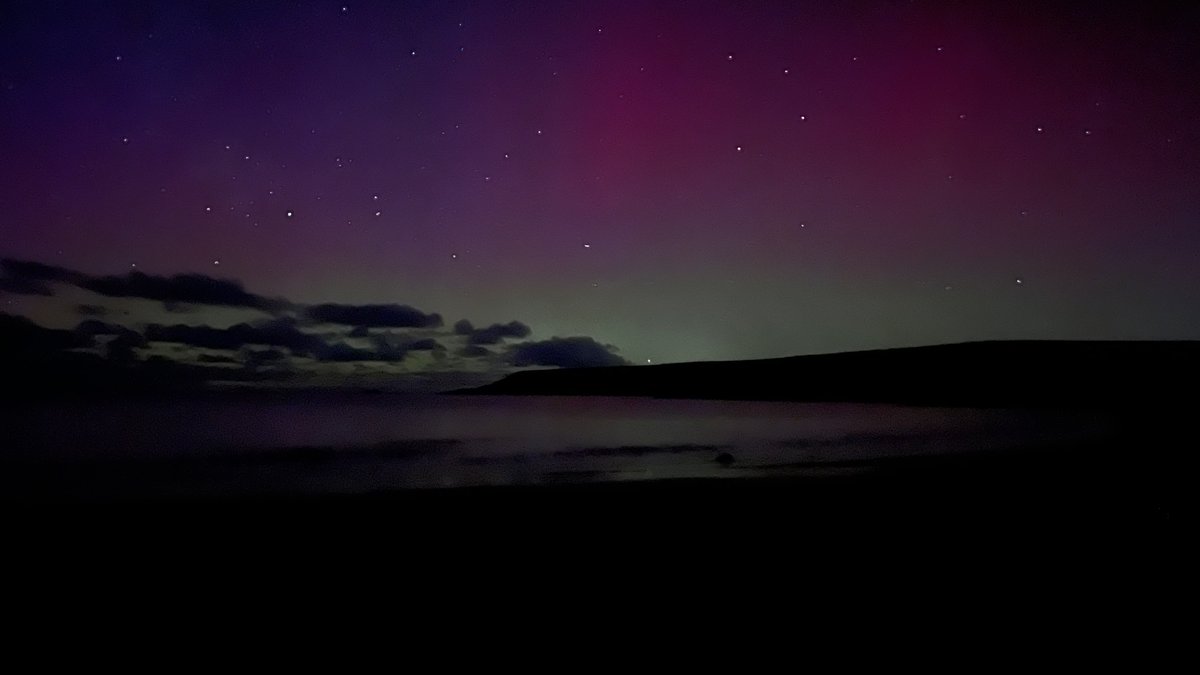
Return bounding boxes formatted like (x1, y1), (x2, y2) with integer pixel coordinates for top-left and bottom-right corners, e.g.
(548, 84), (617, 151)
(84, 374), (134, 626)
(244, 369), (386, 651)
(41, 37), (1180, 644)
(459, 340), (1200, 408)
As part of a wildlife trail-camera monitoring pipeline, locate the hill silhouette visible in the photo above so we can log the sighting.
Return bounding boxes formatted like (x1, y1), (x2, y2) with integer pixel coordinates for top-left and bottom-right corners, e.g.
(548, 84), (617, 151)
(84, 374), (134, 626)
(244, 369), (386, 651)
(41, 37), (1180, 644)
(461, 340), (1200, 407)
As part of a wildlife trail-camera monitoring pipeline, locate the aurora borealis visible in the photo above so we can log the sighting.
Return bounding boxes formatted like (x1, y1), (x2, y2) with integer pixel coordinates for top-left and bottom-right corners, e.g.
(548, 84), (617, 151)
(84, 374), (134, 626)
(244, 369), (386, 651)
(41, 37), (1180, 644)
(2, 1), (1198, 388)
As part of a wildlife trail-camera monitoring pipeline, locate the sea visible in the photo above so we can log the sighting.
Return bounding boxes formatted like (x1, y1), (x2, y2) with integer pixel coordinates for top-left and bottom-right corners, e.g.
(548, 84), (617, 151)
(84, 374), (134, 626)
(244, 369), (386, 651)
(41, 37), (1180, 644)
(1, 393), (1114, 500)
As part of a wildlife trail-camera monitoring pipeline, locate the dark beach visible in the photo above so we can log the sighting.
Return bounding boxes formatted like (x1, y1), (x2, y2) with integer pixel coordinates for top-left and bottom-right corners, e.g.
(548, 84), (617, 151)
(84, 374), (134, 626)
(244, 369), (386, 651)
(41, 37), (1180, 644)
(7, 419), (1185, 560)
(2, 342), (1191, 622)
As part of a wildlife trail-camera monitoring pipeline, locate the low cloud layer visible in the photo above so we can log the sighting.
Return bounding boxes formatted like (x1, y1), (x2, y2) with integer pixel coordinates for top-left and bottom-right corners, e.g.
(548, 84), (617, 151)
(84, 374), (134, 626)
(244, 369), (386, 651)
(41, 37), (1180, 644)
(306, 303), (443, 328)
(1, 258), (288, 311)
(145, 318), (326, 355)
(454, 319), (532, 345)
(82, 271), (289, 312)
(509, 337), (630, 368)
(0, 258), (631, 394)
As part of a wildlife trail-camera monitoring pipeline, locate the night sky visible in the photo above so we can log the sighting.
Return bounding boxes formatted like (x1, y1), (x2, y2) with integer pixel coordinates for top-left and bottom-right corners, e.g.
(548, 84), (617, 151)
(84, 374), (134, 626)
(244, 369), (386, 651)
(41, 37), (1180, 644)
(2, 1), (1199, 388)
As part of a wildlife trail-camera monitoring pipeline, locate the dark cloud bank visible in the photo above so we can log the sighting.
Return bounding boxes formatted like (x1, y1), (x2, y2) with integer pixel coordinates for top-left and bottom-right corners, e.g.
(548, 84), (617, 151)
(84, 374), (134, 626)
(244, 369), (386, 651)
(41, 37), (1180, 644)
(511, 337), (629, 369)
(454, 319), (532, 344)
(0, 258), (629, 397)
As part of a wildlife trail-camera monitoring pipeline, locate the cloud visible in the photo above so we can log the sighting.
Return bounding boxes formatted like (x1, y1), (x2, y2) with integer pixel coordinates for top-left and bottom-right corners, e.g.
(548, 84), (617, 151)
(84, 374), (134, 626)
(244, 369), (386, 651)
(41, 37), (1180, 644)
(1, 259), (288, 312)
(163, 301), (198, 313)
(453, 318), (532, 344)
(142, 320), (441, 364)
(2, 260), (635, 392)
(75, 319), (145, 342)
(81, 271), (288, 312)
(509, 337), (629, 368)
(104, 331), (146, 362)
(0, 276), (54, 296)
(243, 348), (290, 369)
(144, 323), (252, 351)
(315, 342), (405, 363)
(1, 258), (77, 295)
(1, 259), (83, 284)
(76, 304), (108, 316)
(74, 320), (148, 360)
(468, 320), (532, 345)
(144, 317), (326, 355)
(1, 312), (90, 355)
(404, 337), (443, 351)
(306, 303), (442, 328)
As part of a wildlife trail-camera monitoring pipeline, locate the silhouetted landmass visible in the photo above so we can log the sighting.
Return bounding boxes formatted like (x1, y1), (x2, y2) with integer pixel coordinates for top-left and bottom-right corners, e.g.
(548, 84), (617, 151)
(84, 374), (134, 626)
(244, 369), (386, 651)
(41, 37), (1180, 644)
(461, 340), (1200, 407)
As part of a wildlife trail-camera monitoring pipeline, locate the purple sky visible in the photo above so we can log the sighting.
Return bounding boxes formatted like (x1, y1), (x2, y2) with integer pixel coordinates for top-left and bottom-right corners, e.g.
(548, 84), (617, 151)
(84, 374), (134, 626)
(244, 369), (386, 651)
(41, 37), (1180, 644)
(2, 1), (1199, 376)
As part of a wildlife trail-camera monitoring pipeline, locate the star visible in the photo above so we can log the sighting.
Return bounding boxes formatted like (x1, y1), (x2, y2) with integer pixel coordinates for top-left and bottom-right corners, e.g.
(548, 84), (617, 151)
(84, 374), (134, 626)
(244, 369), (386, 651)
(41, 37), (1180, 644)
(374, 211), (382, 216)
(583, 243), (590, 248)
(727, 53), (734, 61)
(783, 68), (789, 74)
(736, 146), (743, 152)
(1036, 126), (1044, 133)
(212, 259), (220, 266)
(1015, 278), (1024, 285)
(204, 206), (211, 212)
(286, 211), (293, 218)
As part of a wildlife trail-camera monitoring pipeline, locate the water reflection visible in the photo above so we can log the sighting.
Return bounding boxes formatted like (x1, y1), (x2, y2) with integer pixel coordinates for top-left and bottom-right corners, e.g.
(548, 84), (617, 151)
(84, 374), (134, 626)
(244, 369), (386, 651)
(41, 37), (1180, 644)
(2, 394), (1112, 498)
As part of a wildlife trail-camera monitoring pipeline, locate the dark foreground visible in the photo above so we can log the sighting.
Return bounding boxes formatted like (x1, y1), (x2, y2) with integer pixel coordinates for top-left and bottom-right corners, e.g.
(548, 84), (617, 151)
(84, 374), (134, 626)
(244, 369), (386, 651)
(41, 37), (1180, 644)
(1, 438), (1189, 654)
(6, 435), (1187, 576)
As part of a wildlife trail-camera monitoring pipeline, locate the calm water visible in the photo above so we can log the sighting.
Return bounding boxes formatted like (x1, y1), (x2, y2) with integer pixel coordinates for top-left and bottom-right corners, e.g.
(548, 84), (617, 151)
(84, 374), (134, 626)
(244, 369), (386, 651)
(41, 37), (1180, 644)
(2, 394), (1112, 498)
